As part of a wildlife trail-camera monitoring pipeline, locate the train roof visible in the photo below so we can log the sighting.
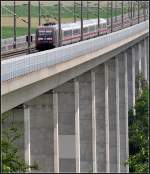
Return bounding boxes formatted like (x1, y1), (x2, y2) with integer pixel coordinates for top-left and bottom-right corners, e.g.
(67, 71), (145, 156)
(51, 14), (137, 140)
(37, 25), (55, 29)
(37, 18), (107, 31)
(55, 18), (107, 31)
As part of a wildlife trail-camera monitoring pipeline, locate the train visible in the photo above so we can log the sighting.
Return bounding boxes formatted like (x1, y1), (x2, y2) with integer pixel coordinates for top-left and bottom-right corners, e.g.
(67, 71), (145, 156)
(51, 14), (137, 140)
(35, 18), (107, 50)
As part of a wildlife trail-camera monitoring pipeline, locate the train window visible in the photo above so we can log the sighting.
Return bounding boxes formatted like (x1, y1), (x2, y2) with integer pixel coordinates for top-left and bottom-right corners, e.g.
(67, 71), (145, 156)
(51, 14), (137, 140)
(73, 29), (79, 35)
(102, 24), (106, 28)
(89, 26), (95, 32)
(45, 30), (52, 33)
(83, 27), (88, 33)
(38, 31), (45, 36)
(45, 30), (53, 36)
(64, 30), (72, 37)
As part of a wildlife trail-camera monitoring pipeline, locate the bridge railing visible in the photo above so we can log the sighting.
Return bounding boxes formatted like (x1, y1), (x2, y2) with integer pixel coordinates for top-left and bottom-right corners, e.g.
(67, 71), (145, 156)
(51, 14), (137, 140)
(1, 20), (149, 82)
(1, 34), (35, 52)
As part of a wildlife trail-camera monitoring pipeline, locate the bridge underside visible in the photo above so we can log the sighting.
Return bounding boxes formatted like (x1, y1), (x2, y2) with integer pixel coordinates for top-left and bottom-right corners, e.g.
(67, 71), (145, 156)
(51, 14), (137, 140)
(2, 36), (149, 173)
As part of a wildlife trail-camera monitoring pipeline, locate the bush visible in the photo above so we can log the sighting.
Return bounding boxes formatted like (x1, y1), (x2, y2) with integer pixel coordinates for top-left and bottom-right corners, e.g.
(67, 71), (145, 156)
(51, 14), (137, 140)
(127, 74), (149, 173)
(1, 112), (39, 173)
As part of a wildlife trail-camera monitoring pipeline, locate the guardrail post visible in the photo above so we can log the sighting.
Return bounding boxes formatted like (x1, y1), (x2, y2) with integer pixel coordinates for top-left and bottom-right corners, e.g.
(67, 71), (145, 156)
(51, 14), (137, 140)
(74, 1), (76, 22)
(130, 1), (132, 26)
(13, 0), (16, 49)
(28, 1), (31, 53)
(38, 1), (41, 25)
(81, 1), (83, 41)
(121, 1), (123, 29)
(111, 1), (113, 32)
(138, 1), (140, 23)
(58, 0), (62, 47)
(98, 0), (100, 36)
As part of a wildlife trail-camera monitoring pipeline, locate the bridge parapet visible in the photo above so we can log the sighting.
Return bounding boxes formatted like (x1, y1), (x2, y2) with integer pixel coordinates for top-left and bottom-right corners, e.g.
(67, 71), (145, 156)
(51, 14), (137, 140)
(2, 20), (149, 82)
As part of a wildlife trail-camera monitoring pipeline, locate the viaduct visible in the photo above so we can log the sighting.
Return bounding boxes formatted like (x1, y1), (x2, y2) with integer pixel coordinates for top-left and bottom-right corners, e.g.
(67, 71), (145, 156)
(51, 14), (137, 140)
(1, 20), (149, 173)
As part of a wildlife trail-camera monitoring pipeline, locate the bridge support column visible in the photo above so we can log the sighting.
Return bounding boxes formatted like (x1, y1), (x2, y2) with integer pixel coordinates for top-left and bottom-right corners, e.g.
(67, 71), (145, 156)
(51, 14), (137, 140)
(78, 72), (93, 172)
(115, 57), (120, 173)
(24, 93), (54, 173)
(74, 79), (80, 173)
(94, 64), (107, 173)
(147, 37), (149, 84)
(141, 40), (145, 79)
(105, 63), (110, 173)
(53, 92), (59, 173)
(124, 52), (129, 173)
(55, 81), (76, 173)
(107, 58), (117, 173)
(143, 38), (148, 81)
(132, 47), (136, 109)
(91, 70), (97, 173)
(138, 42), (142, 74)
(24, 104), (31, 172)
(118, 53), (129, 172)
(134, 44), (140, 96)
(127, 48), (134, 109)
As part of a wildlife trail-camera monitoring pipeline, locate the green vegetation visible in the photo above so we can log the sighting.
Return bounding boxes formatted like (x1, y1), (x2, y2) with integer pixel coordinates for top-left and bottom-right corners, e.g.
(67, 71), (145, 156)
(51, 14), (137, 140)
(1, 112), (39, 173)
(2, 112), (28, 173)
(2, 5), (128, 18)
(127, 74), (149, 172)
(1, 5), (129, 39)
(2, 27), (36, 39)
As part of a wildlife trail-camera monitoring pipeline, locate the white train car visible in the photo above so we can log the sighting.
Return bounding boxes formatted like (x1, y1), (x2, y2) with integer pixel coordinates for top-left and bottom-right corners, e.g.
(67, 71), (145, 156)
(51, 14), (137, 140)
(53, 18), (107, 46)
(36, 18), (107, 50)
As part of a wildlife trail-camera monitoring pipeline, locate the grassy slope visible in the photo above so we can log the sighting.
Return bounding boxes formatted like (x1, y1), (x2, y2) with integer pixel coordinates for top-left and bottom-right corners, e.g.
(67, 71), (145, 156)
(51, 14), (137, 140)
(2, 5), (128, 18)
(2, 5), (128, 39)
(2, 27), (36, 39)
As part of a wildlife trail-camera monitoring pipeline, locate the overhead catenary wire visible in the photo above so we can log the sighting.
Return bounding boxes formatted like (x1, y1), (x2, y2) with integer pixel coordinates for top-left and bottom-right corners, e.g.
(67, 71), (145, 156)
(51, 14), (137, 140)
(2, 6), (28, 23)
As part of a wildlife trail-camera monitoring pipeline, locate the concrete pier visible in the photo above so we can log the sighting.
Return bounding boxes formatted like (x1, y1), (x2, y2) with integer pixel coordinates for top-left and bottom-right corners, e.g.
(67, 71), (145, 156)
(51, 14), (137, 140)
(1, 25), (148, 173)
(74, 79), (80, 173)
(95, 64), (106, 173)
(108, 58), (117, 173)
(56, 81), (76, 172)
(78, 72), (93, 173)
(26, 93), (54, 172)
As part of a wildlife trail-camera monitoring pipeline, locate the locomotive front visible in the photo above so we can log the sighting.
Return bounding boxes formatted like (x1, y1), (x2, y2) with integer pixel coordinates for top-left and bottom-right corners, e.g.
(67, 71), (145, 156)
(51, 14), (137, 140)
(35, 25), (55, 50)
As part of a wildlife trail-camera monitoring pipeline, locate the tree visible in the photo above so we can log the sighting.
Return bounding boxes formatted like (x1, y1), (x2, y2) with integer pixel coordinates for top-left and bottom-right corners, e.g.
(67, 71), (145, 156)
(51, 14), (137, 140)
(1, 113), (38, 173)
(127, 73), (149, 173)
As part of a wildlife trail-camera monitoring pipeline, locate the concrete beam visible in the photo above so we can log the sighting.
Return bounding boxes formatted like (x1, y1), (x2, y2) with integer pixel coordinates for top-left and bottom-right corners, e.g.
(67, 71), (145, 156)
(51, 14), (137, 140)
(24, 104), (31, 172)
(132, 47), (136, 108)
(124, 52), (129, 172)
(91, 70), (97, 172)
(74, 79), (80, 173)
(53, 92), (59, 173)
(115, 56), (120, 173)
(138, 42), (142, 74)
(141, 40), (145, 78)
(104, 63), (110, 173)
(55, 81), (76, 173)
(24, 93), (54, 172)
(147, 37), (149, 84)
(94, 64), (106, 172)
(78, 72), (93, 173)
(144, 39), (148, 80)
(127, 48), (133, 109)
(108, 58), (117, 172)
(2, 30), (148, 113)
(118, 52), (128, 172)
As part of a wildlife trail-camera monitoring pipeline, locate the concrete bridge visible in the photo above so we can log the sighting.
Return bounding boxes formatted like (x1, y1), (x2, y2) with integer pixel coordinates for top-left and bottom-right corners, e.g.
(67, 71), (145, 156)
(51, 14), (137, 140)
(1, 20), (149, 173)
